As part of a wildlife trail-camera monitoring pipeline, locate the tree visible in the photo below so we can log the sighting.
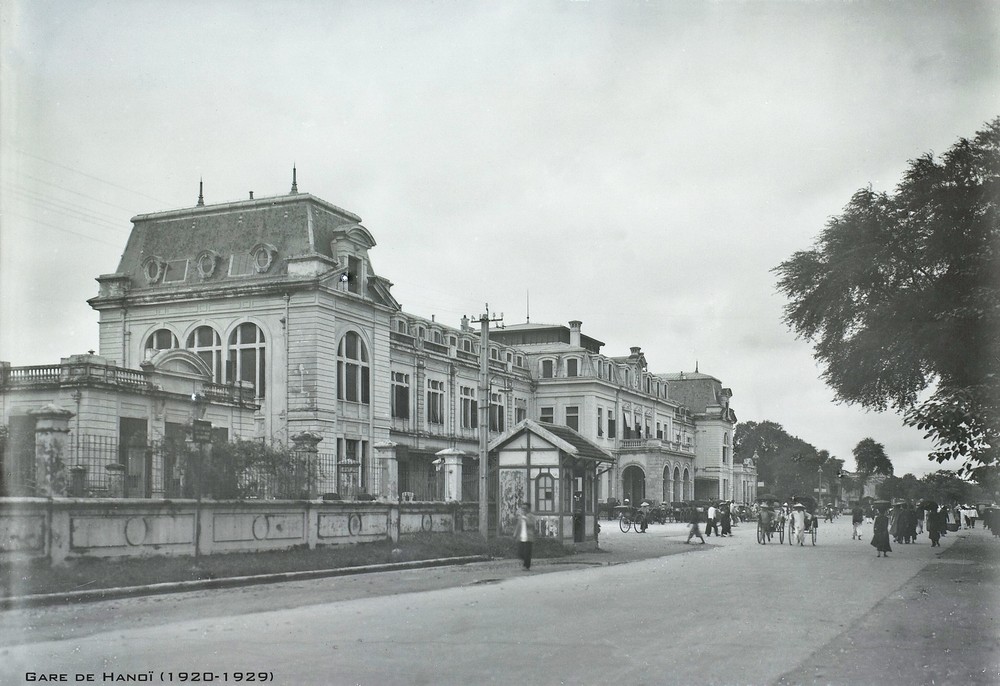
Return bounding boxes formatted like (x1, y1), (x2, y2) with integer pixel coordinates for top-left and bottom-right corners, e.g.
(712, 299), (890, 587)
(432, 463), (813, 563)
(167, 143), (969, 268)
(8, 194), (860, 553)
(853, 438), (894, 489)
(734, 420), (833, 500)
(774, 118), (1000, 471)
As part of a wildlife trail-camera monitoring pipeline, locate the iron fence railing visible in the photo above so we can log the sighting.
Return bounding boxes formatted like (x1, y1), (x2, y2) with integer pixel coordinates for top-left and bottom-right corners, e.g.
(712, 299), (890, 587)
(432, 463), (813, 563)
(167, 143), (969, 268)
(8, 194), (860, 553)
(2, 436), (389, 500)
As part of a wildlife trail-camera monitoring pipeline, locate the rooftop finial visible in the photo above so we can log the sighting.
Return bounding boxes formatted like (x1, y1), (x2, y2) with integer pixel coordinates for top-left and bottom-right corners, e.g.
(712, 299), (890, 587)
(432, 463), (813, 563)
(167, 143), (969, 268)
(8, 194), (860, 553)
(197, 179), (204, 207)
(290, 165), (298, 194)
(695, 360), (699, 373)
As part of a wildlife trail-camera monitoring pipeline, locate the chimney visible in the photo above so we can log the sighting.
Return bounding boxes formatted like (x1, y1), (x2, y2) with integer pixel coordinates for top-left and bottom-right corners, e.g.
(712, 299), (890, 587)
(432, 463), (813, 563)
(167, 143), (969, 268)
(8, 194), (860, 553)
(249, 191), (254, 200)
(461, 315), (470, 332)
(569, 320), (582, 347)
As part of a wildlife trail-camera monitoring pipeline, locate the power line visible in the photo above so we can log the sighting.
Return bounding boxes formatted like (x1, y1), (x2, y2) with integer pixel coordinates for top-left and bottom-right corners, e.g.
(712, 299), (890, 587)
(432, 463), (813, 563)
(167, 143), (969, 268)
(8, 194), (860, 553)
(4, 184), (126, 231)
(2, 211), (123, 248)
(22, 173), (140, 213)
(13, 149), (173, 204)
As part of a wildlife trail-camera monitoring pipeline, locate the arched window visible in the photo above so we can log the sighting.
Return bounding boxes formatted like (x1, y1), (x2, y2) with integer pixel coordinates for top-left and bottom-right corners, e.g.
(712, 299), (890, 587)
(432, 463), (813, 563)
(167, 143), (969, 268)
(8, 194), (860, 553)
(337, 331), (370, 404)
(567, 358), (579, 377)
(228, 323), (266, 397)
(541, 360), (554, 378)
(145, 328), (178, 352)
(535, 474), (555, 513)
(186, 326), (223, 383)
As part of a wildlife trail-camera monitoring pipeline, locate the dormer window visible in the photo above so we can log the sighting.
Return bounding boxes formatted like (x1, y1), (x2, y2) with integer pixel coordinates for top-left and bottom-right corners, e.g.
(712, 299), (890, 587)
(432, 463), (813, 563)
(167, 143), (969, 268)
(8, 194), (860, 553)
(566, 358), (579, 377)
(541, 359), (554, 378)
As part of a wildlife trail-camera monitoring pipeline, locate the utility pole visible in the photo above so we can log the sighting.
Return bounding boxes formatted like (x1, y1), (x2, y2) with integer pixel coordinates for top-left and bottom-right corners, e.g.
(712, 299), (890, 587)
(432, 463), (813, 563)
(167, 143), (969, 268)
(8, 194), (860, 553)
(472, 304), (503, 539)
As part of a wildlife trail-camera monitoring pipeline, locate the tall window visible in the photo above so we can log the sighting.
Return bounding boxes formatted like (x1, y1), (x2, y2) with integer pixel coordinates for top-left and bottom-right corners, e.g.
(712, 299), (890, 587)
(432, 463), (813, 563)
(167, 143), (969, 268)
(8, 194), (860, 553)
(565, 406), (579, 432)
(608, 412), (617, 439)
(337, 331), (369, 404)
(515, 398), (527, 424)
(541, 360), (554, 378)
(567, 358), (578, 377)
(597, 407), (604, 437)
(489, 392), (505, 432)
(427, 379), (445, 425)
(391, 372), (410, 419)
(145, 328), (178, 352)
(228, 323), (266, 397)
(540, 406), (554, 424)
(535, 474), (555, 513)
(186, 326), (222, 383)
(461, 386), (477, 429)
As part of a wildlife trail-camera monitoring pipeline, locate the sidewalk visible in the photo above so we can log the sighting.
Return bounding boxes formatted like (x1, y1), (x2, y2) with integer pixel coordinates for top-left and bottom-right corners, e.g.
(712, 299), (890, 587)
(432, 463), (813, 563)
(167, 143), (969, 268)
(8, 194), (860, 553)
(777, 529), (1000, 685)
(2, 523), (699, 610)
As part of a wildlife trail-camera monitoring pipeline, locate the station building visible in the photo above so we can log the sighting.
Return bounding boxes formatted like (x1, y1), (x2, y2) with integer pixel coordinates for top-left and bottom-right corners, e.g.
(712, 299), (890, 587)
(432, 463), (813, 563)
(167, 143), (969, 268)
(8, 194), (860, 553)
(1, 174), (754, 508)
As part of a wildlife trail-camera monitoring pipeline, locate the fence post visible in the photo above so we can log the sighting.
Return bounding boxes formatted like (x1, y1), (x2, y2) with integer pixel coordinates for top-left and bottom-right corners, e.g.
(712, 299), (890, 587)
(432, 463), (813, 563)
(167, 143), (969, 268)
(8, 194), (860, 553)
(373, 441), (398, 502)
(290, 431), (323, 499)
(29, 403), (75, 497)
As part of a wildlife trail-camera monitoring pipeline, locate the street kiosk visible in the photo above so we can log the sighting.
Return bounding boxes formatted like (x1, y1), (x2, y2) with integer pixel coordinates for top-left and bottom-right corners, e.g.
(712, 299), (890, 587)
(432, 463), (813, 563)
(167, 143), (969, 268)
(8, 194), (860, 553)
(489, 420), (614, 550)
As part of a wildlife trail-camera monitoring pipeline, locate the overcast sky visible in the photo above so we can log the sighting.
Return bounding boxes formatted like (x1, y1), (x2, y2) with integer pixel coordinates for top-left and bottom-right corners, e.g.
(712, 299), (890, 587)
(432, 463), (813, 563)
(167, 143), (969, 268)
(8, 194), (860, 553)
(2, 1), (997, 478)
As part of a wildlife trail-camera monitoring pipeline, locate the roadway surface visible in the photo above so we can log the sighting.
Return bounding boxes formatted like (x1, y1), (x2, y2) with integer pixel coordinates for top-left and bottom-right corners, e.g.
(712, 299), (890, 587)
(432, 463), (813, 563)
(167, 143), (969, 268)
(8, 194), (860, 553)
(1, 516), (997, 685)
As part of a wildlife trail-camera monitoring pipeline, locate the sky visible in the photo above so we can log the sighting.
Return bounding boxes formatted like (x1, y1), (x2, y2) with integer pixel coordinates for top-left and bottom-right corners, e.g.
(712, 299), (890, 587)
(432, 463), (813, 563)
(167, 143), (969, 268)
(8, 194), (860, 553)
(2, 0), (998, 478)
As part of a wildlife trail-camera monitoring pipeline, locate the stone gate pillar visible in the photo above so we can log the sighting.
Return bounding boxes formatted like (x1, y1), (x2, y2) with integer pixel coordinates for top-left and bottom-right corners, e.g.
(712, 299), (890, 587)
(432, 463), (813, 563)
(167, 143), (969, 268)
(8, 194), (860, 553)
(435, 448), (466, 502)
(290, 431), (323, 499)
(29, 403), (75, 497)
(373, 440), (398, 502)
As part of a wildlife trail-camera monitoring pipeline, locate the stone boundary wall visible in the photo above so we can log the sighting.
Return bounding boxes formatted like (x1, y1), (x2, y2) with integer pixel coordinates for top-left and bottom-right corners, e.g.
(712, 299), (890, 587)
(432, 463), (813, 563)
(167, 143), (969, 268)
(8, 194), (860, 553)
(0, 498), (478, 566)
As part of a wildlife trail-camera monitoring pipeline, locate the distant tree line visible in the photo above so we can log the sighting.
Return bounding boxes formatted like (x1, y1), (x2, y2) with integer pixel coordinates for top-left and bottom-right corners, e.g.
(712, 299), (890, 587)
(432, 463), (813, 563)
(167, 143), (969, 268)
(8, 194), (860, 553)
(735, 419), (998, 505)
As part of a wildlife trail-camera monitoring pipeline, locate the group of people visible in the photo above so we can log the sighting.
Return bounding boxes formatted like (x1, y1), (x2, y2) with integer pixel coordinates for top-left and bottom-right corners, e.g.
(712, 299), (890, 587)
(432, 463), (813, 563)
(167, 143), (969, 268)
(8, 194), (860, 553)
(868, 501), (998, 556)
(685, 501), (740, 543)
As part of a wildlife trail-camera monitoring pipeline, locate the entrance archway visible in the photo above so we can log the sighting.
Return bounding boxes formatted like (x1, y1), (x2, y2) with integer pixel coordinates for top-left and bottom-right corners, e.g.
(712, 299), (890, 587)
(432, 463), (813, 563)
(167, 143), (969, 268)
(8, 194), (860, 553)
(621, 465), (646, 504)
(673, 466), (681, 501)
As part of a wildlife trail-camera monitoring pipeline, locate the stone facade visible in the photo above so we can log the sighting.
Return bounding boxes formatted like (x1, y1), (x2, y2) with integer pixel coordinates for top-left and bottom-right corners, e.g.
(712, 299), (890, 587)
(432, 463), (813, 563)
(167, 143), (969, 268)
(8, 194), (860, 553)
(2, 179), (753, 506)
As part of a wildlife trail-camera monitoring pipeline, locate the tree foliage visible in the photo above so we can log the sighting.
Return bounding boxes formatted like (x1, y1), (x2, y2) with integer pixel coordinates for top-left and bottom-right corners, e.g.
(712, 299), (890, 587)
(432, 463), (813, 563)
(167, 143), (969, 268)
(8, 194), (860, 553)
(734, 420), (843, 501)
(182, 439), (314, 500)
(853, 438), (894, 481)
(774, 117), (1000, 471)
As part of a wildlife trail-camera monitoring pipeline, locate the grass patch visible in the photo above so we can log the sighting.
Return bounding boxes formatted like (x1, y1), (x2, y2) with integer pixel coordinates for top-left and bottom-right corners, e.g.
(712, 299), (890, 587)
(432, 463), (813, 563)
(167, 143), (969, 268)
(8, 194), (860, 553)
(1, 533), (575, 598)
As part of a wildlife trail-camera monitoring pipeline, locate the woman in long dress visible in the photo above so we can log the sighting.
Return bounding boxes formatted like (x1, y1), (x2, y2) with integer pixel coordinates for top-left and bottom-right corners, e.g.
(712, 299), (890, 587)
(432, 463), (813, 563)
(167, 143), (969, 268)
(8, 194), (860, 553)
(871, 508), (892, 557)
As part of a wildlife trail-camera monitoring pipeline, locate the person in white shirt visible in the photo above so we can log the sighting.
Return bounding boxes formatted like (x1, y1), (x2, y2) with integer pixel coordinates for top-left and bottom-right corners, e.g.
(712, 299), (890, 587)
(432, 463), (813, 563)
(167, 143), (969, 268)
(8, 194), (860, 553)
(706, 504), (719, 536)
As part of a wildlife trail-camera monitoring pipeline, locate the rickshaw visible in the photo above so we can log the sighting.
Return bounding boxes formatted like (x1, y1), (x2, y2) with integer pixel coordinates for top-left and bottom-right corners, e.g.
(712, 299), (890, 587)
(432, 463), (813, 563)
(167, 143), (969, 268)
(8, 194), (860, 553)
(755, 495), (785, 544)
(787, 496), (818, 546)
(615, 501), (649, 533)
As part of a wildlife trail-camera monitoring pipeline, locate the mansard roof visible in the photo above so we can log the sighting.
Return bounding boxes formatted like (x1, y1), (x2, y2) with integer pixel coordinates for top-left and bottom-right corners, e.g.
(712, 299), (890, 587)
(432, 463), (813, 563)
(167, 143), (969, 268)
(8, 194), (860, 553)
(115, 192), (373, 291)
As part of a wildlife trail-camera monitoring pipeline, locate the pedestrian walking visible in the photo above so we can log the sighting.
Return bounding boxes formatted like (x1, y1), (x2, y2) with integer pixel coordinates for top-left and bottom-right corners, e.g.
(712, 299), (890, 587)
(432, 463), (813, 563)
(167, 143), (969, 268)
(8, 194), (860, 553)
(792, 503), (807, 546)
(871, 507), (892, 557)
(514, 502), (536, 570)
(927, 505), (943, 547)
(705, 503), (719, 536)
(851, 504), (864, 540)
(686, 507), (705, 544)
(720, 504), (732, 537)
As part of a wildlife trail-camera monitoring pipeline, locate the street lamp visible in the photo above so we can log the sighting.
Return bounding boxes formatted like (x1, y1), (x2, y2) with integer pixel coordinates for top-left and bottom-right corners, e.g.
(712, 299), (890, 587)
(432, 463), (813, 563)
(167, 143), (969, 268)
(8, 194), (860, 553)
(818, 465), (824, 505)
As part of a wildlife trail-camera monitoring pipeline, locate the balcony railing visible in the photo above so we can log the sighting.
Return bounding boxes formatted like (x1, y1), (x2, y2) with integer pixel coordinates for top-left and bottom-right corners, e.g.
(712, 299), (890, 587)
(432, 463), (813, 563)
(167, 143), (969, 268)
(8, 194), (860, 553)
(1, 363), (150, 389)
(618, 438), (694, 454)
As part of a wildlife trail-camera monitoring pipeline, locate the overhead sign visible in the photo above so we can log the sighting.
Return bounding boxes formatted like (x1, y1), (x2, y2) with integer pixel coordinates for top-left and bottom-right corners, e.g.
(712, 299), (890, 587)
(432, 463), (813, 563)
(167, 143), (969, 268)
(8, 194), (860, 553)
(192, 419), (212, 444)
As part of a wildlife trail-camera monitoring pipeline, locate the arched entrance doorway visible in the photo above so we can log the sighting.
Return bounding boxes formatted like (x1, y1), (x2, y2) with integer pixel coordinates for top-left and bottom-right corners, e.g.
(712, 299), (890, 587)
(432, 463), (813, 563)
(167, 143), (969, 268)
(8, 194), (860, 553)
(622, 465), (646, 503)
(673, 466), (682, 501)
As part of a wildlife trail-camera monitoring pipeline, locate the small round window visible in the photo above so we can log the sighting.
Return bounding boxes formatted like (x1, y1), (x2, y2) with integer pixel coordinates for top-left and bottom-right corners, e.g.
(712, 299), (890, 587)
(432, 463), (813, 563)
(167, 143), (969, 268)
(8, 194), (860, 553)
(141, 257), (165, 284)
(196, 251), (219, 279)
(250, 243), (277, 273)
